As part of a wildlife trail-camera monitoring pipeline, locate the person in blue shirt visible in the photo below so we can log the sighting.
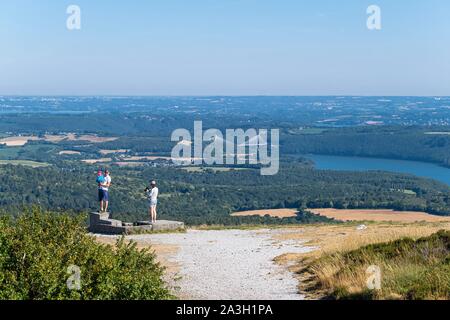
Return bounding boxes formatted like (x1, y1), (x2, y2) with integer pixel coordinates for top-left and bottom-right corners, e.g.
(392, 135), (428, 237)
(96, 170), (106, 212)
(100, 170), (112, 213)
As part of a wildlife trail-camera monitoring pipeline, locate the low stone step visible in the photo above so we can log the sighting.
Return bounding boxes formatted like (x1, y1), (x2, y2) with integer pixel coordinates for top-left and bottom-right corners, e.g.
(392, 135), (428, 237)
(89, 213), (185, 234)
(97, 219), (123, 227)
(152, 220), (185, 232)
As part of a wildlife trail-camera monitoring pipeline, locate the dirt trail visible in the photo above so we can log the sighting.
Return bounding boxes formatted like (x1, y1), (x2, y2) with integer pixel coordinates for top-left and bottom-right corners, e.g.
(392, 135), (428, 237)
(97, 228), (314, 300)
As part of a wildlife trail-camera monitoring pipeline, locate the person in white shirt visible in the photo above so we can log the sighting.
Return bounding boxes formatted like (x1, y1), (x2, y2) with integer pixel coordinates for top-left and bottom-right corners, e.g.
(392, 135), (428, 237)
(146, 180), (159, 223)
(100, 169), (112, 213)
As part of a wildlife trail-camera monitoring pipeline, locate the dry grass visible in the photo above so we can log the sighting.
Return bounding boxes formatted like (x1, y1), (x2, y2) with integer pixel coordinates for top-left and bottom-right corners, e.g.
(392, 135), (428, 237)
(58, 151), (81, 155)
(274, 223), (450, 262)
(305, 229), (450, 299)
(310, 208), (450, 222)
(0, 136), (39, 146)
(81, 158), (112, 164)
(272, 222), (450, 299)
(0, 134), (117, 147)
(232, 209), (298, 218)
(63, 134), (117, 143)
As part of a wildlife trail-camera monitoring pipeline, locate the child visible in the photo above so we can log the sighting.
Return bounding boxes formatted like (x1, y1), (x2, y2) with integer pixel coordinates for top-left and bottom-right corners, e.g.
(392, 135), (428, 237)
(96, 169), (105, 186)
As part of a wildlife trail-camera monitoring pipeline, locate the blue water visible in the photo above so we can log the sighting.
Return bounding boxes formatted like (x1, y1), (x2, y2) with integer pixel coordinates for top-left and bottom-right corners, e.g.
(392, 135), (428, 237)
(307, 154), (450, 186)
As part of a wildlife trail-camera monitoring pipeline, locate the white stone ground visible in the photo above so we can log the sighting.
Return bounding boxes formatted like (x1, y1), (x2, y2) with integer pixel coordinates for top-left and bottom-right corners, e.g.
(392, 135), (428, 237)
(126, 229), (315, 300)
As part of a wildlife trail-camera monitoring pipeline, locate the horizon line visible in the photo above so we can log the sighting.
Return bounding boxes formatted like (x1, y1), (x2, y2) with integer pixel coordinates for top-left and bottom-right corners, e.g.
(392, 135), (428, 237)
(1, 94), (450, 98)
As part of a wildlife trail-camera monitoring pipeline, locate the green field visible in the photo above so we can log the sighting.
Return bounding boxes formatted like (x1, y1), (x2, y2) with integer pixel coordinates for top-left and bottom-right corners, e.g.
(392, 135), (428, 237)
(0, 147), (22, 159)
(0, 160), (50, 168)
(0, 144), (58, 160)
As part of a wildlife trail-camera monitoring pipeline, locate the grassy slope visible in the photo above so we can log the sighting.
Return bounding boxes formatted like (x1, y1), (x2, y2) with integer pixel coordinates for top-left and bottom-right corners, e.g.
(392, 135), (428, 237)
(303, 230), (450, 300)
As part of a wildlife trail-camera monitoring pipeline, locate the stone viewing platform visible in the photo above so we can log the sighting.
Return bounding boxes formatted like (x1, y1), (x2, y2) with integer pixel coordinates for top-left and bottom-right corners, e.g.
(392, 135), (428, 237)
(89, 212), (185, 235)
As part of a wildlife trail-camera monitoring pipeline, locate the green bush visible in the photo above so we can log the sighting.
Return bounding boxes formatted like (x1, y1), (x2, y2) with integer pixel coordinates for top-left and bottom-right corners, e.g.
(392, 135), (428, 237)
(0, 208), (173, 300)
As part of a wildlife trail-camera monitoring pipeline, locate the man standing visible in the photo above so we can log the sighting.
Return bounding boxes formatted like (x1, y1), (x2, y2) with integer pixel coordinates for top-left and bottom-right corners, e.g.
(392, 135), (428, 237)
(100, 169), (112, 213)
(146, 180), (159, 223)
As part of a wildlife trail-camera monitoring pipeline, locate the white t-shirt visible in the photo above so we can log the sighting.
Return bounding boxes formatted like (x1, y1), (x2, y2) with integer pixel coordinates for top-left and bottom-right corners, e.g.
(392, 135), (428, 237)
(101, 175), (111, 191)
(148, 187), (158, 201)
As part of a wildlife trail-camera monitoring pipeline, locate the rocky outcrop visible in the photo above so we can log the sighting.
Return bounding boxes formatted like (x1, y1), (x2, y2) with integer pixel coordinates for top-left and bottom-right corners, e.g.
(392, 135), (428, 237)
(88, 212), (184, 234)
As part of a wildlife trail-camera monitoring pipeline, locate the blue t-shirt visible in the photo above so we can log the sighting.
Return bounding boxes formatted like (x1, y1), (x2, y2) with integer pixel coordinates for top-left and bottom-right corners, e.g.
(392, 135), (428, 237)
(96, 175), (105, 185)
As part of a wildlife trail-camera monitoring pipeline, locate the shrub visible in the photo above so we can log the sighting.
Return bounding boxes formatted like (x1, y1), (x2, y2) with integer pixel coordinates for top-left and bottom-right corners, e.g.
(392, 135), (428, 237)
(0, 208), (172, 300)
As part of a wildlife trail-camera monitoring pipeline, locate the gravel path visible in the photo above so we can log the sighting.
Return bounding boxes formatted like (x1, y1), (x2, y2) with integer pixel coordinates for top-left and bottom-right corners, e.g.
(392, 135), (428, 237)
(125, 229), (315, 300)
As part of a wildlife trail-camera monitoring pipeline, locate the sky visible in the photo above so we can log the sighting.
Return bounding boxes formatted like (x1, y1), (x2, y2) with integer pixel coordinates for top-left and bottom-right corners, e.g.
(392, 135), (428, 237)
(0, 0), (449, 96)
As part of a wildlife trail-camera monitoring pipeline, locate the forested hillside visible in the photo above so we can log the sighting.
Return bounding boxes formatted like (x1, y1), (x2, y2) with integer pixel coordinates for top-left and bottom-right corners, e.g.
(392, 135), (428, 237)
(1, 162), (449, 225)
(282, 126), (450, 167)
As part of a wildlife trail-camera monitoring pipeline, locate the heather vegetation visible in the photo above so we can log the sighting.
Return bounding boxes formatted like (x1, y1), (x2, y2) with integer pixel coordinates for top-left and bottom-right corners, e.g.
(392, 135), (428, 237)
(0, 208), (172, 300)
(303, 230), (450, 300)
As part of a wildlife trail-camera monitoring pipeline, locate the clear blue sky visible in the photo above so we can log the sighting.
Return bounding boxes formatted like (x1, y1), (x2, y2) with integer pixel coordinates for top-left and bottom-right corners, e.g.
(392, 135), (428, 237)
(0, 0), (449, 96)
